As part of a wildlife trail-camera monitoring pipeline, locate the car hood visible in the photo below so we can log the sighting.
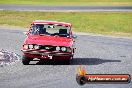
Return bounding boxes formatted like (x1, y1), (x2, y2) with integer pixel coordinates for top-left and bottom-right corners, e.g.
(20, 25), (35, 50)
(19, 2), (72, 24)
(24, 35), (72, 47)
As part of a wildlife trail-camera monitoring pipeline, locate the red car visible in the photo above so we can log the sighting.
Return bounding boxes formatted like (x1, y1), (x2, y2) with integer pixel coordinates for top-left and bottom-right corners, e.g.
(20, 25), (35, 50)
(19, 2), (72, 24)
(21, 20), (77, 65)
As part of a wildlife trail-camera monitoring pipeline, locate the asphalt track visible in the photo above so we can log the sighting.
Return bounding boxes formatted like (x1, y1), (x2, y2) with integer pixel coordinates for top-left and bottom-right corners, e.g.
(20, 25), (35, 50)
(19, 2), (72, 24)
(0, 27), (132, 88)
(0, 4), (132, 12)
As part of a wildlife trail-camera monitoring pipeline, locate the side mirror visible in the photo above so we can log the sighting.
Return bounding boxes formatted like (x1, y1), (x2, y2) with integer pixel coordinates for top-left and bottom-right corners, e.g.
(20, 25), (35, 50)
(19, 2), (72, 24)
(23, 31), (29, 35)
(72, 34), (77, 39)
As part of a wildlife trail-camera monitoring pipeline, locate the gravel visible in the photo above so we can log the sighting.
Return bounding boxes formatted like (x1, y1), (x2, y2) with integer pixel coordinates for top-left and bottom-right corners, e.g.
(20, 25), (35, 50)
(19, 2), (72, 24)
(0, 49), (20, 67)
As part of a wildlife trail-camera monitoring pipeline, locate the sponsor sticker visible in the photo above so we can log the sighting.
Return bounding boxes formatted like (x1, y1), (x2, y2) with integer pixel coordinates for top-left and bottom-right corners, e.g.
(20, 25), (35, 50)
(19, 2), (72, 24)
(76, 66), (131, 85)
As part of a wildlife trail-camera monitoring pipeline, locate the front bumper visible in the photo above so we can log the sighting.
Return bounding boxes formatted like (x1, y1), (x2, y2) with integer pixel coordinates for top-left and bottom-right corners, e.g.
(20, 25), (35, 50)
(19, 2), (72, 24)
(21, 49), (73, 57)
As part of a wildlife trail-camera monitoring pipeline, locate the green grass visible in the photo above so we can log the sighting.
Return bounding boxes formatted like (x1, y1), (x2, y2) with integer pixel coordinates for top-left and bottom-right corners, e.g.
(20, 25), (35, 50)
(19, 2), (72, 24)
(0, 0), (132, 6)
(0, 10), (132, 37)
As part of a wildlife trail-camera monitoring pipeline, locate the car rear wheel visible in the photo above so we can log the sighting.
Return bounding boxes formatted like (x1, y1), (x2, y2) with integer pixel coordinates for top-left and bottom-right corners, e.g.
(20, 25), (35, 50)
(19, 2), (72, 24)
(22, 56), (32, 65)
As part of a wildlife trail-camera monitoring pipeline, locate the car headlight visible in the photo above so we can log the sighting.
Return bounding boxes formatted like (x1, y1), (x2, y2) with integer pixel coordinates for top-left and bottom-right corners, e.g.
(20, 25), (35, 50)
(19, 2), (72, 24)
(23, 45), (28, 49)
(61, 47), (67, 52)
(45, 46), (50, 50)
(56, 46), (60, 51)
(28, 44), (34, 49)
(34, 45), (39, 49)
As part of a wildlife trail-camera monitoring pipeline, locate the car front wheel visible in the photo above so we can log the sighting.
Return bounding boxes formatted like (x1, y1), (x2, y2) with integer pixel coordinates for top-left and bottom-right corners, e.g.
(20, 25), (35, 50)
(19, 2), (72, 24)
(64, 56), (73, 65)
(22, 56), (32, 65)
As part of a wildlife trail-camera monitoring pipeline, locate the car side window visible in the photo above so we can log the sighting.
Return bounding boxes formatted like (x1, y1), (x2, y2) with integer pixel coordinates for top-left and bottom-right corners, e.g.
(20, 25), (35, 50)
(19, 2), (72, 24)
(59, 29), (70, 37)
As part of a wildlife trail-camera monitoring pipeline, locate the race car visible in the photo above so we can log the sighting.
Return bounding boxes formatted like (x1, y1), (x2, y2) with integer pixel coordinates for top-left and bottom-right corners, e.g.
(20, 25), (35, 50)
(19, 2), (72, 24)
(21, 20), (77, 65)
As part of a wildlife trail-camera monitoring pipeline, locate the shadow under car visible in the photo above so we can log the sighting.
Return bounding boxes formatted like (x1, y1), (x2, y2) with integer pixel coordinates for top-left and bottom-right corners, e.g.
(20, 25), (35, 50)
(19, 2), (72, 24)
(28, 57), (121, 65)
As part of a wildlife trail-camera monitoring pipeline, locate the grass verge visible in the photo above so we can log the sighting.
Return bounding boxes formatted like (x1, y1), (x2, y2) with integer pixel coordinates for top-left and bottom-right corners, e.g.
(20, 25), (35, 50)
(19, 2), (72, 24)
(0, 10), (132, 37)
(0, 0), (132, 6)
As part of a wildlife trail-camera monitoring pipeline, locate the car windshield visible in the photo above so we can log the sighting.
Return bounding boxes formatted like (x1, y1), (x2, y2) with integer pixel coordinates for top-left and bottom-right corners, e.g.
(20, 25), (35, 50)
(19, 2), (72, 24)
(30, 24), (70, 37)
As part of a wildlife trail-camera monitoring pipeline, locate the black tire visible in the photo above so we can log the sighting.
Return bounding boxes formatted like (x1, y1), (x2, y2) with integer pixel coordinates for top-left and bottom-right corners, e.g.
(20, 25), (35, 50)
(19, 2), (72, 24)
(64, 58), (71, 65)
(64, 56), (74, 65)
(22, 56), (31, 65)
(65, 59), (70, 65)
